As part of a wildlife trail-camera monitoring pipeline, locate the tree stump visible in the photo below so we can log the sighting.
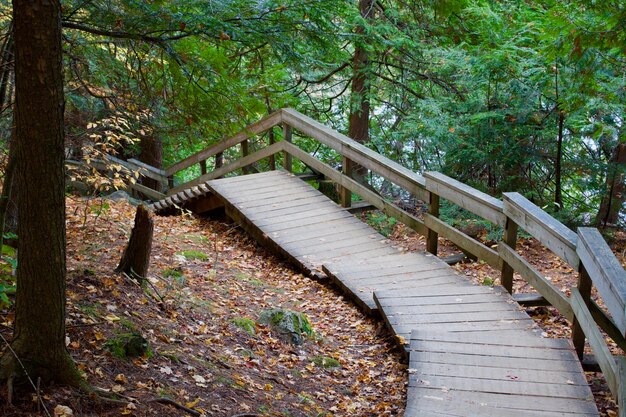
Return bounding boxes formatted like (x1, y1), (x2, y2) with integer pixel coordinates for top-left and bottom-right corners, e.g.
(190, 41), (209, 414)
(116, 204), (154, 285)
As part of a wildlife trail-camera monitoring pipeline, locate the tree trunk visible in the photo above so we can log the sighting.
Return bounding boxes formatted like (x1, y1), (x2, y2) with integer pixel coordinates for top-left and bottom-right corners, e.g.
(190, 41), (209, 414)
(554, 111), (565, 209)
(139, 134), (163, 192)
(116, 204), (154, 284)
(596, 142), (626, 227)
(348, 0), (374, 184)
(0, 0), (83, 387)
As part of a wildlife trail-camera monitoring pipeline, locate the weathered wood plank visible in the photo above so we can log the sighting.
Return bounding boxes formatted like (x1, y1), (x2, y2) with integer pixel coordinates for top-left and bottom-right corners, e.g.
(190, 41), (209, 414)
(503, 192), (579, 268)
(281, 109), (428, 200)
(424, 172), (506, 227)
(498, 243), (573, 320)
(424, 213), (503, 269)
(408, 349), (579, 373)
(409, 374), (592, 399)
(577, 227), (626, 337)
(165, 110), (282, 176)
(406, 389), (598, 415)
(411, 361), (588, 386)
(570, 288), (619, 396)
(128, 182), (166, 201)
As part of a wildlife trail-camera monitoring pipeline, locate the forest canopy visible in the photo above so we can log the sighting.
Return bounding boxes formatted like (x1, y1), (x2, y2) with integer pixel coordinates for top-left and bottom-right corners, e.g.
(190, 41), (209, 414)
(0, 0), (624, 227)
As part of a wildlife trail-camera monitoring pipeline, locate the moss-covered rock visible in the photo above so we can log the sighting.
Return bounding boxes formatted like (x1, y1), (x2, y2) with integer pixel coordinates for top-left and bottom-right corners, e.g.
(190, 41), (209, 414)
(105, 332), (149, 359)
(258, 309), (314, 345)
(311, 355), (341, 369)
(232, 317), (257, 336)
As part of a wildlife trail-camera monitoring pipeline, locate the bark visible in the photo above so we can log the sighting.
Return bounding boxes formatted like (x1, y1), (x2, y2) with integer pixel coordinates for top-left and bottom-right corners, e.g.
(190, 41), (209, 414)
(595, 142), (626, 228)
(0, 139), (16, 251)
(116, 204), (154, 284)
(139, 134), (163, 192)
(0, 0), (83, 387)
(348, 0), (374, 184)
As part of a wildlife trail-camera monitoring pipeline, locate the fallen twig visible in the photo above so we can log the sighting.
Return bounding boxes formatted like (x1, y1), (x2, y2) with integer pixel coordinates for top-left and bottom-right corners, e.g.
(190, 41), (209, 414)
(149, 397), (201, 416)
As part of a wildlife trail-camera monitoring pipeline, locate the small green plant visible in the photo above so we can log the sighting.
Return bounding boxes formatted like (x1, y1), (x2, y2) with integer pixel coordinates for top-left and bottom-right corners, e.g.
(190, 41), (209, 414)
(232, 317), (257, 336)
(365, 211), (398, 237)
(180, 250), (208, 261)
(0, 243), (17, 309)
(481, 277), (495, 286)
(105, 332), (150, 359)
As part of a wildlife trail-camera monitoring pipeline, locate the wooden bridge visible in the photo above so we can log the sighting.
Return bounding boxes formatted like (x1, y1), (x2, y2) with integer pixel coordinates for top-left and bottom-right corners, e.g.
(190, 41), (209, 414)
(109, 109), (625, 415)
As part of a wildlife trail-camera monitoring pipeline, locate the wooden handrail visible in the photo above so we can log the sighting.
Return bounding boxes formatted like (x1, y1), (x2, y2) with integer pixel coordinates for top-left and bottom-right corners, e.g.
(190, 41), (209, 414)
(281, 108), (428, 201)
(424, 172), (506, 227)
(577, 228), (626, 338)
(503, 192), (579, 268)
(165, 110), (283, 177)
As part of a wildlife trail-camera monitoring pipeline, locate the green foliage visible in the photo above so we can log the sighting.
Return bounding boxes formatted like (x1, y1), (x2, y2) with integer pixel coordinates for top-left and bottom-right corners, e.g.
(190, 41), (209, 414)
(0, 244), (17, 309)
(439, 201), (502, 243)
(365, 211), (398, 237)
(180, 250), (208, 261)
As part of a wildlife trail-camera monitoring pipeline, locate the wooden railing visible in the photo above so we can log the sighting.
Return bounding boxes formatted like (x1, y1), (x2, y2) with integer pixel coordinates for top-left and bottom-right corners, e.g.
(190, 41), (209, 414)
(142, 109), (626, 411)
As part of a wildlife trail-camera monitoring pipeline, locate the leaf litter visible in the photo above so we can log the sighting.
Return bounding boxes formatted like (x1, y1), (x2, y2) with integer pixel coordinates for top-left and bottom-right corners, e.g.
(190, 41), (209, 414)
(1, 197), (406, 416)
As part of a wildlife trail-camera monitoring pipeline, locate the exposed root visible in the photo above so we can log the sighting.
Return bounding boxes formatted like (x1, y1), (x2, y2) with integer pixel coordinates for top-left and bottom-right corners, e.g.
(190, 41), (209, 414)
(149, 397), (201, 416)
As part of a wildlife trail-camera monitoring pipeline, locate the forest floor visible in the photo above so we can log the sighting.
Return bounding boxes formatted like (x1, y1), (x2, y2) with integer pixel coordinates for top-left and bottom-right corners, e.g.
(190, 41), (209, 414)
(0, 195), (623, 416)
(1, 197), (407, 417)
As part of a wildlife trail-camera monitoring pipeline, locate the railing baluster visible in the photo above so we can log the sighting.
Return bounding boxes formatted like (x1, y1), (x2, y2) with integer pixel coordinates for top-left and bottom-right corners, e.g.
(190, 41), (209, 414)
(283, 123), (292, 173)
(500, 217), (518, 294)
(214, 152), (223, 179)
(340, 156), (352, 208)
(426, 192), (440, 255)
(241, 140), (251, 174)
(572, 265), (593, 359)
(268, 127), (276, 170)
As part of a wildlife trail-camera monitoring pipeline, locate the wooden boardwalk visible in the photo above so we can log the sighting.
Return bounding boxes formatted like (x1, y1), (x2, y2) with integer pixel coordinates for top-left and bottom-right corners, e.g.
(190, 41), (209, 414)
(152, 171), (599, 416)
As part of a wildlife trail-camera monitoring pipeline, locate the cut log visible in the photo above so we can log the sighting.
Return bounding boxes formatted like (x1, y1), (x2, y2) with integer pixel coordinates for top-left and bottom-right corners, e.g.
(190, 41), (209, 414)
(116, 204), (154, 284)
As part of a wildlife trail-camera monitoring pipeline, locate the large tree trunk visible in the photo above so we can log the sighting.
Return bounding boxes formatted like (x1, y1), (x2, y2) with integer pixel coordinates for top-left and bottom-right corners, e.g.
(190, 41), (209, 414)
(596, 142), (626, 228)
(348, 0), (374, 184)
(0, 0), (82, 387)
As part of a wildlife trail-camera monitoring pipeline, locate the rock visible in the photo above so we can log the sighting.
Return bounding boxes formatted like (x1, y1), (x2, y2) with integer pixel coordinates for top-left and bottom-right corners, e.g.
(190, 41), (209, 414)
(259, 309), (314, 345)
(105, 190), (143, 206)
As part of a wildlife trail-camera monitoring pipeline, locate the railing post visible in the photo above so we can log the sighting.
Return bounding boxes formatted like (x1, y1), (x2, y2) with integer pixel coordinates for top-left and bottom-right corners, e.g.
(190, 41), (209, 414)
(167, 175), (174, 190)
(214, 152), (223, 179)
(241, 140), (251, 174)
(199, 160), (207, 176)
(500, 217), (518, 294)
(571, 264), (593, 360)
(616, 356), (626, 417)
(268, 127), (276, 170)
(283, 124), (292, 173)
(426, 192), (440, 255)
(340, 156), (352, 208)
